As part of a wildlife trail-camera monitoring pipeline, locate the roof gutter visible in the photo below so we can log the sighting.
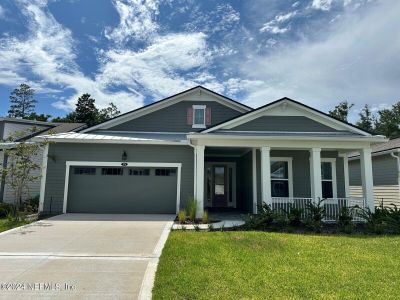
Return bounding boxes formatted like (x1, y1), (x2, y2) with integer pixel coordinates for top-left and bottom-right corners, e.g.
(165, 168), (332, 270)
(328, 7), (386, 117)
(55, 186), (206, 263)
(390, 150), (400, 177)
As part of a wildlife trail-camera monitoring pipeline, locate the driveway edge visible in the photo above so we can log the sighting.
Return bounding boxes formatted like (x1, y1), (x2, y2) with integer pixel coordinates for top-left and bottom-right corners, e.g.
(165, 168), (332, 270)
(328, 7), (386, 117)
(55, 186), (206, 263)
(138, 220), (173, 300)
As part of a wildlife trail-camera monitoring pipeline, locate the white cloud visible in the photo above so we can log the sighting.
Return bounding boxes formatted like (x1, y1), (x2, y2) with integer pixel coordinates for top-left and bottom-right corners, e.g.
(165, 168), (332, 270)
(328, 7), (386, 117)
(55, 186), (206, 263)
(311, 0), (334, 11)
(105, 0), (160, 44)
(0, 0), (145, 112)
(0, 5), (5, 19)
(97, 33), (212, 98)
(260, 11), (296, 34)
(241, 0), (400, 122)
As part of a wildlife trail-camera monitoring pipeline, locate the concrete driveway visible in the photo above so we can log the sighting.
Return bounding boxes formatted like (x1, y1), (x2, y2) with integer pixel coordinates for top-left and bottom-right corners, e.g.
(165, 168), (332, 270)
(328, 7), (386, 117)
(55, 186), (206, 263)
(0, 214), (175, 299)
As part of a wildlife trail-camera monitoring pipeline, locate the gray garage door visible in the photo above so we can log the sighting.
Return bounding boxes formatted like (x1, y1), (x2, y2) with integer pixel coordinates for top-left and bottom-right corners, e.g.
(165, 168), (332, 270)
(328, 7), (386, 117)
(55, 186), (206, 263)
(67, 166), (177, 213)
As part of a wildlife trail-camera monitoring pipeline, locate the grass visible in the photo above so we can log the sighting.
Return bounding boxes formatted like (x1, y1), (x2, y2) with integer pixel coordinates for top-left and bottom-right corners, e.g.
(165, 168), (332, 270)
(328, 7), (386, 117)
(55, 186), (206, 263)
(153, 231), (400, 299)
(0, 218), (30, 233)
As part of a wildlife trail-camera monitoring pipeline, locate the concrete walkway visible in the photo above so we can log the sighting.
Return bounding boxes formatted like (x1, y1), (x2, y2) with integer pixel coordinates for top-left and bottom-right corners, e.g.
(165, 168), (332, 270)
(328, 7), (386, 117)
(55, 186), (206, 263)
(0, 214), (174, 299)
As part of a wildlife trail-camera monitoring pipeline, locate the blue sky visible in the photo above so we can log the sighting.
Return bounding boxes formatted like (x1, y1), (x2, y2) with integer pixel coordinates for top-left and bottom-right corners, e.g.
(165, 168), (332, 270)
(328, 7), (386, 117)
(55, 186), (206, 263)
(0, 0), (399, 122)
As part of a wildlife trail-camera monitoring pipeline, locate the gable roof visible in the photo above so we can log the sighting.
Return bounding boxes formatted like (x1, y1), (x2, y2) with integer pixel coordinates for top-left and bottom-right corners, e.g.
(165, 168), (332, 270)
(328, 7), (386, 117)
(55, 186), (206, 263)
(81, 86), (252, 133)
(202, 97), (374, 136)
(349, 137), (400, 158)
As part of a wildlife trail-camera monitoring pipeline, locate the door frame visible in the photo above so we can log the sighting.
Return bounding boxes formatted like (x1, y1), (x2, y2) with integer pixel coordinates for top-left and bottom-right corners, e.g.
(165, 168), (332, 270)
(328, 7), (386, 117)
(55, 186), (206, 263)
(204, 162), (237, 208)
(63, 161), (182, 214)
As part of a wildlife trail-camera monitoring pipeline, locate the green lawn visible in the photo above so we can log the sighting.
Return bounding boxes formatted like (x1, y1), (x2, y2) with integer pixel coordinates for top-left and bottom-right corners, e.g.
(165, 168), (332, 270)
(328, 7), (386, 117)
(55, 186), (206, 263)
(153, 231), (400, 299)
(0, 218), (29, 233)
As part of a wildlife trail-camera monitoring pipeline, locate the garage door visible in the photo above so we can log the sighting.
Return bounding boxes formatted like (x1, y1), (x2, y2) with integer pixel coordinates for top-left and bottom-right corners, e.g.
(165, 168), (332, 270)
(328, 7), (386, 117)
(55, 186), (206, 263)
(67, 166), (178, 213)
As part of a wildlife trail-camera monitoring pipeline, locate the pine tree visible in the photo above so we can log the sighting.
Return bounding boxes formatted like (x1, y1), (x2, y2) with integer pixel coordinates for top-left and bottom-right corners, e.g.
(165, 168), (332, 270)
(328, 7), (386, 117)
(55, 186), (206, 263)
(74, 93), (99, 127)
(8, 83), (37, 118)
(356, 104), (375, 133)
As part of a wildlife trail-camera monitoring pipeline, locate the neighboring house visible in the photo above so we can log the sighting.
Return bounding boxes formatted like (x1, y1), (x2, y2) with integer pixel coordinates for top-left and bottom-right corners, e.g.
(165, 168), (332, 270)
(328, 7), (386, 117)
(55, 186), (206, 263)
(349, 138), (400, 207)
(0, 118), (86, 204)
(35, 86), (385, 217)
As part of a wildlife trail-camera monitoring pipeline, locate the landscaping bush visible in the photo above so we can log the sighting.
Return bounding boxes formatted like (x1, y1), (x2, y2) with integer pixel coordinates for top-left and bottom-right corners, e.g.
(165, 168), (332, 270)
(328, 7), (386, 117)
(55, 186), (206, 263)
(358, 204), (400, 234)
(185, 197), (197, 222)
(0, 203), (14, 218)
(22, 195), (39, 213)
(178, 210), (186, 224)
(286, 206), (304, 227)
(202, 209), (209, 224)
(305, 198), (326, 232)
(338, 206), (355, 233)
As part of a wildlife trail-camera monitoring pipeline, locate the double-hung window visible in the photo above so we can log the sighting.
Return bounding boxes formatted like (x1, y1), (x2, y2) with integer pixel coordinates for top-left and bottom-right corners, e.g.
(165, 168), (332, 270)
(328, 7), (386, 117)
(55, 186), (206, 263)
(321, 159), (337, 198)
(192, 105), (206, 128)
(270, 158), (292, 197)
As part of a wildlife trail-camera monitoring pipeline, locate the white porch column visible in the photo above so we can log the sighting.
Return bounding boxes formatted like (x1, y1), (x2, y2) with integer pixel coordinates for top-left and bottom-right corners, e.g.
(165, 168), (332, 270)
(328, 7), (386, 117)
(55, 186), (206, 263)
(195, 145), (205, 218)
(252, 148), (258, 213)
(260, 146), (271, 206)
(360, 148), (375, 212)
(342, 154), (350, 198)
(309, 148), (322, 202)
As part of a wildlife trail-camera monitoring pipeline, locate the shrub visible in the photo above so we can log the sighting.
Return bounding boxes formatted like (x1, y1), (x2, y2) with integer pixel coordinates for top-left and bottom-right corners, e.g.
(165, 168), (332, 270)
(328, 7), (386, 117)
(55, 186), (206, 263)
(359, 204), (400, 234)
(202, 210), (209, 224)
(257, 203), (275, 227)
(178, 210), (186, 224)
(274, 211), (289, 228)
(185, 197), (197, 222)
(286, 206), (304, 227)
(305, 198), (326, 232)
(22, 195), (39, 213)
(0, 203), (14, 218)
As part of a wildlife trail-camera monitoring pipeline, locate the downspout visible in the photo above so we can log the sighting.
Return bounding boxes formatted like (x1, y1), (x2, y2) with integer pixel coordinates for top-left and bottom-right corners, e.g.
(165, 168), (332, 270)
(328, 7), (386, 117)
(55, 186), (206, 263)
(390, 150), (400, 200)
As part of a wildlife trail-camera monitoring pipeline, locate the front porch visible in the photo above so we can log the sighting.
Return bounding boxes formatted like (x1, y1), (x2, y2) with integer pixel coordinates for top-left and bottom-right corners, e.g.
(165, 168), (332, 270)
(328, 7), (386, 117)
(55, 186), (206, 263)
(192, 143), (375, 221)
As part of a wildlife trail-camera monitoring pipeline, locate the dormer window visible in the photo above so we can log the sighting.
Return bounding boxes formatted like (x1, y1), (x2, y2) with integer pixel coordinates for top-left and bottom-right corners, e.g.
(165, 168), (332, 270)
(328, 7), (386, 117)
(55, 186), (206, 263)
(187, 105), (212, 128)
(193, 105), (206, 128)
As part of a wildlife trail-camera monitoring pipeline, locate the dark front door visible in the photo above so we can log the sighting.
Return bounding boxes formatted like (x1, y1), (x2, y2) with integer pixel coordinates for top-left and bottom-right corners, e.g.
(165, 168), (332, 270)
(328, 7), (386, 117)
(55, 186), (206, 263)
(213, 166), (227, 207)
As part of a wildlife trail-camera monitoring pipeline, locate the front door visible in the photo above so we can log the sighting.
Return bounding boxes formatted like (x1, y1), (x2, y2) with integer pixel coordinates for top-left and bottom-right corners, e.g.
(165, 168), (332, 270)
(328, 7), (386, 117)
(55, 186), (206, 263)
(213, 166), (227, 207)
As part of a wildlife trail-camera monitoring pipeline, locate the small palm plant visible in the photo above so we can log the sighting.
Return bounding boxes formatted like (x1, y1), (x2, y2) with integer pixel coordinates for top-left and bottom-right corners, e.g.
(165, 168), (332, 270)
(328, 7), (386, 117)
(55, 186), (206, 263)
(185, 197), (197, 222)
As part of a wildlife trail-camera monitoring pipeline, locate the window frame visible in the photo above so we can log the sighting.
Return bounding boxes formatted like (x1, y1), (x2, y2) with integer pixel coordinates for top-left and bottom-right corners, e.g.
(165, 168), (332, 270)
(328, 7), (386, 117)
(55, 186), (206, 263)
(192, 105), (206, 128)
(129, 168), (150, 176)
(270, 157), (293, 198)
(321, 158), (337, 199)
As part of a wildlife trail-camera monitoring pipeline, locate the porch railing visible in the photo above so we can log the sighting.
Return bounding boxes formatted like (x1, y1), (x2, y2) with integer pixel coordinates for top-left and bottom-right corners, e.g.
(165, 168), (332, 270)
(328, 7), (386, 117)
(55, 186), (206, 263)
(271, 197), (366, 222)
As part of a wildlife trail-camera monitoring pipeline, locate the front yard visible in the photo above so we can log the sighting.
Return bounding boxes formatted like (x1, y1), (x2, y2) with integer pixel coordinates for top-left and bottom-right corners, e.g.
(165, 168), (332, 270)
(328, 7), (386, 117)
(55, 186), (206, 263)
(153, 231), (400, 299)
(0, 218), (29, 233)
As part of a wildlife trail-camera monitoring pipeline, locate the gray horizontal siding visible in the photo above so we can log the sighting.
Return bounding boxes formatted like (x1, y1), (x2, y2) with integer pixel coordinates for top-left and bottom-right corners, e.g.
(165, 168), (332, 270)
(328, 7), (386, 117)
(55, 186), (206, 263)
(43, 143), (194, 214)
(231, 116), (339, 132)
(256, 150), (345, 206)
(349, 154), (398, 185)
(109, 101), (242, 132)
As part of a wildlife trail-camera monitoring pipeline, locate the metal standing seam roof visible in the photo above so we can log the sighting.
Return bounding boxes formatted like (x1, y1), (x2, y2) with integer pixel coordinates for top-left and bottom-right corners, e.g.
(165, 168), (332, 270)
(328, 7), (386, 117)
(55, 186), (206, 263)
(36, 132), (188, 143)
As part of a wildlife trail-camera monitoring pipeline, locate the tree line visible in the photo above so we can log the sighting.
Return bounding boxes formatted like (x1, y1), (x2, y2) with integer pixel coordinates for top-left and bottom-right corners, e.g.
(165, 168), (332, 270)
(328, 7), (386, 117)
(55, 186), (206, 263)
(5, 83), (400, 138)
(7, 83), (120, 127)
(328, 100), (400, 138)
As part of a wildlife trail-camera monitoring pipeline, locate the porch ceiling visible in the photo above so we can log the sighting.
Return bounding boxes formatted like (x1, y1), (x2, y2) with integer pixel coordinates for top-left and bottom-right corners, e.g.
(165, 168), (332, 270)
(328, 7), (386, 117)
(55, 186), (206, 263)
(205, 146), (250, 157)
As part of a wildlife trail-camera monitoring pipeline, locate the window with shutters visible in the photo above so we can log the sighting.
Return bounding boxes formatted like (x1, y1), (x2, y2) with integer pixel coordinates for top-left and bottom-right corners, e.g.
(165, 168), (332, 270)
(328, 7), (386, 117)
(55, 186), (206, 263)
(192, 105), (206, 128)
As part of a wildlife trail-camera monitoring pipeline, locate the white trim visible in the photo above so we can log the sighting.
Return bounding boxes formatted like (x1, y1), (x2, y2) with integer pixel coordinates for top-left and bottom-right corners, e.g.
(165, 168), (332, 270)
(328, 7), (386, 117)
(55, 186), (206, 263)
(81, 87), (250, 133)
(310, 148), (322, 202)
(38, 144), (49, 212)
(204, 162), (237, 208)
(192, 105), (206, 128)
(340, 154), (350, 197)
(202, 99), (371, 136)
(188, 133), (384, 143)
(360, 148), (374, 212)
(62, 161), (182, 214)
(260, 146), (271, 205)
(189, 138), (380, 150)
(321, 158), (337, 198)
(270, 157), (294, 198)
(252, 148), (258, 214)
(195, 146), (205, 218)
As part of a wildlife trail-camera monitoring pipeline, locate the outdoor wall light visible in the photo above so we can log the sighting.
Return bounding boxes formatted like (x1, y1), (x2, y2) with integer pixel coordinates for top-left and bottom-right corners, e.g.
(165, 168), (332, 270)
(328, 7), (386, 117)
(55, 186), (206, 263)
(122, 150), (127, 162)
